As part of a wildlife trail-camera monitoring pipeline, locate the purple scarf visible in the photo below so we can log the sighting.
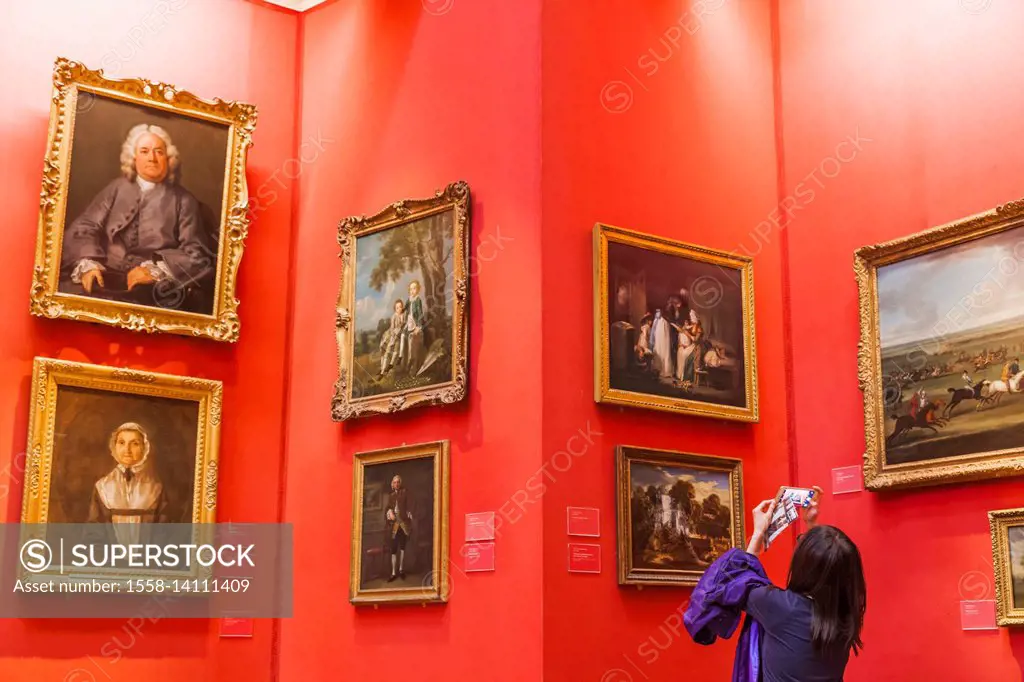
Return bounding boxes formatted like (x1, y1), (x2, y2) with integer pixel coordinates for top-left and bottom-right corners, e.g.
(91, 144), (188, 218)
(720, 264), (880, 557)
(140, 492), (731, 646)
(684, 548), (769, 682)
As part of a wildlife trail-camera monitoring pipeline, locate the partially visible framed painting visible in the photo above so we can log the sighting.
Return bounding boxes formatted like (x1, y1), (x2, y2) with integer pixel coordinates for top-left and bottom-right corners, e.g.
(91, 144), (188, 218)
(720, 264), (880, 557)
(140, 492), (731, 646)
(989, 507), (1024, 626)
(20, 357), (221, 585)
(594, 223), (758, 422)
(350, 441), (450, 606)
(30, 58), (257, 342)
(856, 199), (1024, 490)
(332, 182), (470, 421)
(616, 445), (743, 587)
(363, 482), (385, 512)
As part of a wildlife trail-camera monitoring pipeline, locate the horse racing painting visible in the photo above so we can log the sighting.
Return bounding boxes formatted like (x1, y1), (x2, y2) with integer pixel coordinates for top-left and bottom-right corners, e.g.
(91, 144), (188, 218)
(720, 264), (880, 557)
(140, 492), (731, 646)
(857, 199), (1024, 489)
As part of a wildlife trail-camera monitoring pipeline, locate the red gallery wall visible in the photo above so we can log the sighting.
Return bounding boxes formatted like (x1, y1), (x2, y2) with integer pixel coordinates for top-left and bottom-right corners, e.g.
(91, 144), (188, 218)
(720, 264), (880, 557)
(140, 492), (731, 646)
(540, 1), (793, 681)
(0, 1), (298, 680)
(279, 1), (544, 681)
(9, 1), (1024, 680)
(779, 0), (1024, 679)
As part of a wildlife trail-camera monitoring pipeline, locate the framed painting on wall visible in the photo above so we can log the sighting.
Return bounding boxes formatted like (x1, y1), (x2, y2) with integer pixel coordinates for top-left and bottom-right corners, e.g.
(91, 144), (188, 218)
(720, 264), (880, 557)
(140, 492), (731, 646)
(20, 357), (221, 585)
(332, 182), (470, 421)
(350, 441), (450, 606)
(988, 507), (1024, 626)
(30, 58), (257, 342)
(593, 223), (758, 422)
(615, 445), (743, 587)
(856, 199), (1024, 490)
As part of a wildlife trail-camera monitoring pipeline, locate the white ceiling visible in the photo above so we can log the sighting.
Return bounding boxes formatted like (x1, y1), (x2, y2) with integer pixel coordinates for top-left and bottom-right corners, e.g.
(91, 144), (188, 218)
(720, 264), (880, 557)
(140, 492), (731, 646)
(263, 0), (329, 11)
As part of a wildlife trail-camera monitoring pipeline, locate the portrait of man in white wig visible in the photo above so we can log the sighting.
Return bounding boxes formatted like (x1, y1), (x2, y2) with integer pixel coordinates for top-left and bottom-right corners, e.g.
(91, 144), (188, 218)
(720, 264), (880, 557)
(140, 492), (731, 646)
(60, 122), (216, 312)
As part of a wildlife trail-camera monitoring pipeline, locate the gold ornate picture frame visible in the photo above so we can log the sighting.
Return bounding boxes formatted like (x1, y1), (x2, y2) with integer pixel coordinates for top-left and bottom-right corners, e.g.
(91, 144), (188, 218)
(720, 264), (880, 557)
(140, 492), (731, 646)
(856, 199), (1024, 490)
(332, 182), (470, 421)
(350, 441), (450, 606)
(31, 58), (257, 342)
(20, 357), (221, 584)
(616, 445), (744, 587)
(989, 507), (1024, 626)
(594, 223), (758, 422)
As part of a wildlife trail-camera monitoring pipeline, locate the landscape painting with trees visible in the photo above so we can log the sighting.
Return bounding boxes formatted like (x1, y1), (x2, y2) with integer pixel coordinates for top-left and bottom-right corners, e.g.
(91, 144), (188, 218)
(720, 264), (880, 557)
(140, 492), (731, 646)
(616, 446), (743, 586)
(986, 506), (1024, 626)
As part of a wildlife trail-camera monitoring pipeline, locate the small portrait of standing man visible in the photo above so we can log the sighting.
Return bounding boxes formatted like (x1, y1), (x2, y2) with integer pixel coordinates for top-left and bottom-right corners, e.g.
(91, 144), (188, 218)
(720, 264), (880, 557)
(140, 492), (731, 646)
(351, 442), (448, 604)
(386, 474), (414, 582)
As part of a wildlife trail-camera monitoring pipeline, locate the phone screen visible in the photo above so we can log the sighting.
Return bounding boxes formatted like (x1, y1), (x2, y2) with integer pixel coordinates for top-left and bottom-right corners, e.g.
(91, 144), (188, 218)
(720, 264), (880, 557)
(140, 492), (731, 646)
(775, 486), (816, 508)
(764, 487), (816, 548)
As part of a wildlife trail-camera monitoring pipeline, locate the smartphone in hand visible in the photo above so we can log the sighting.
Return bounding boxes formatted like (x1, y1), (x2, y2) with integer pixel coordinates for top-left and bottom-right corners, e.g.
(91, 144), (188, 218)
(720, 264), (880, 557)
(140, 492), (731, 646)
(775, 486), (816, 509)
(764, 486), (817, 548)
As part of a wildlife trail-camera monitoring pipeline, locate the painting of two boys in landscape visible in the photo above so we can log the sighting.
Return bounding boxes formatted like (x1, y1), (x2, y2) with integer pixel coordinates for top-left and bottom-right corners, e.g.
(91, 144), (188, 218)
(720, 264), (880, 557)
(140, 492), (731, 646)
(351, 210), (456, 401)
(332, 181), (470, 422)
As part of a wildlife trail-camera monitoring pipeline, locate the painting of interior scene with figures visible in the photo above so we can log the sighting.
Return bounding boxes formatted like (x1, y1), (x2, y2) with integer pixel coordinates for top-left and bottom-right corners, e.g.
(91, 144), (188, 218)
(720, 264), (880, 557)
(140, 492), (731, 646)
(351, 210), (455, 400)
(607, 241), (746, 407)
(879, 226), (1024, 464)
(628, 456), (735, 574)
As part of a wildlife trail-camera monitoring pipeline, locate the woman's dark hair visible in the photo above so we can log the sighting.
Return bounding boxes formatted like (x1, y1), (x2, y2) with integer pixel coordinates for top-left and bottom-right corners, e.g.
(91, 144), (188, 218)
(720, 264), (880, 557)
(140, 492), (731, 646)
(787, 525), (866, 656)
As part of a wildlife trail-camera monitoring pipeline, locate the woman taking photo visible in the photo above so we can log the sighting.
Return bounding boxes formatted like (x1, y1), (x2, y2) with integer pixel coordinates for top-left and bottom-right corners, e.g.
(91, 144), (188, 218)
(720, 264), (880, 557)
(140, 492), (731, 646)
(685, 489), (867, 682)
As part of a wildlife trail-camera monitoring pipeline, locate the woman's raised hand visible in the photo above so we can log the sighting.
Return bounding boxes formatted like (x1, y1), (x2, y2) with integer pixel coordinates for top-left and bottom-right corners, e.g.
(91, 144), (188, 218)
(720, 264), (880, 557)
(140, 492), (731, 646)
(802, 486), (823, 528)
(752, 499), (776, 537)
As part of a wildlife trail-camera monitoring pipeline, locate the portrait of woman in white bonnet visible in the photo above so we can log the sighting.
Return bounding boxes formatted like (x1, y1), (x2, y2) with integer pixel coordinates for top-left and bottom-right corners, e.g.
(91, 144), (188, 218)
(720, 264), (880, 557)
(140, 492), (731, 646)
(88, 421), (171, 545)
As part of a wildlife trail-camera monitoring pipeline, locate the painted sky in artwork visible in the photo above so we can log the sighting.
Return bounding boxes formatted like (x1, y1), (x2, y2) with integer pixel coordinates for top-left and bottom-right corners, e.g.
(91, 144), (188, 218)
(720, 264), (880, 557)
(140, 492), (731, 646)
(878, 225), (1024, 347)
(630, 459), (731, 505)
(353, 219), (454, 335)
